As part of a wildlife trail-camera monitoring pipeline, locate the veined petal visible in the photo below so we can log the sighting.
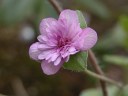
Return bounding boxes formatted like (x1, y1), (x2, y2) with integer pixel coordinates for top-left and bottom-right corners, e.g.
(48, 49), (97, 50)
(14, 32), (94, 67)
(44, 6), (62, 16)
(39, 18), (58, 34)
(58, 9), (79, 26)
(80, 27), (97, 51)
(38, 43), (53, 50)
(38, 49), (56, 60)
(38, 35), (57, 47)
(54, 56), (61, 66)
(68, 46), (78, 54)
(29, 42), (41, 61)
(51, 52), (60, 61)
(41, 60), (63, 75)
(37, 35), (48, 42)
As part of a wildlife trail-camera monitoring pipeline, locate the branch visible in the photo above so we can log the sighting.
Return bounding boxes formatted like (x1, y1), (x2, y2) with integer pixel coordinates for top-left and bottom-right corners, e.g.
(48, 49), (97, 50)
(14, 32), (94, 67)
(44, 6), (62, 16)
(88, 50), (108, 96)
(84, 69), (122, 88)
(49, 0), (62, 14)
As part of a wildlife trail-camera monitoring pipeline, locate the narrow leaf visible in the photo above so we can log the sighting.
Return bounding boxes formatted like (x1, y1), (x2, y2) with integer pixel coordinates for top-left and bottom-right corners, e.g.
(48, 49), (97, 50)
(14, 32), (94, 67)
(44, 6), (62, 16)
(103, 55), (128, 67)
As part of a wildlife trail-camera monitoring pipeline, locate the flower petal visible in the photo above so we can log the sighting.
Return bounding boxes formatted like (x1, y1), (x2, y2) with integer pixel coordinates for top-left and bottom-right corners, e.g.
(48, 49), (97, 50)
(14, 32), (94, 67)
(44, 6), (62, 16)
(41, 60), (63, 75)
(51, 52), (60, 62)
(80, 27), (97, 51)
(29, 42), (41, 60)
(37, 35), (48, 42)
(54, 56), (61, 66)
(38, 49), (56, 60)
(38, 43), (53, 50)
(39, 18), (57, 34)
(59, 9), (79, 26)
(68, 46), (78, 54)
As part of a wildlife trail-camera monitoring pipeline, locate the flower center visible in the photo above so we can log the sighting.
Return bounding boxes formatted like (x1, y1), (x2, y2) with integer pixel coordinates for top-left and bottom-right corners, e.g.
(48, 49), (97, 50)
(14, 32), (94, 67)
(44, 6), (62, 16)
(58, 37), (70, 48)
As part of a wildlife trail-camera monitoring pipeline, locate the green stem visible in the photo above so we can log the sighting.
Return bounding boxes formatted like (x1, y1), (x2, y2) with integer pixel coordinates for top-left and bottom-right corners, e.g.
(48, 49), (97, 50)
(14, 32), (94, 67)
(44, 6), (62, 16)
(84, 69), (123, 88)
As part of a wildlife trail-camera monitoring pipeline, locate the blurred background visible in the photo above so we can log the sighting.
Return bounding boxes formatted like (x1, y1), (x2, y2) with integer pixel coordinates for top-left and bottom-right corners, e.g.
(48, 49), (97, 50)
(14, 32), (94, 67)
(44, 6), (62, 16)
(0, 0), (128, 96)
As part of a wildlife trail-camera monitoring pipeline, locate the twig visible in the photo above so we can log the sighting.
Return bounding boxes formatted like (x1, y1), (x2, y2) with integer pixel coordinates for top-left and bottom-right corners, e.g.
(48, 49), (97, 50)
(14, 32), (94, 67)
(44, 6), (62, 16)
(88, 50), (108, 96)
(48, 0), (62, 14)
(84, 69), (122, 88)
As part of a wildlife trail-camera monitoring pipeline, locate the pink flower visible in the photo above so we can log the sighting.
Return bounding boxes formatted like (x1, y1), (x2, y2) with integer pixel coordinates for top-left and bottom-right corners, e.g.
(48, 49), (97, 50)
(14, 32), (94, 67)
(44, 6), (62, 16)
(29, 9), (97, 75)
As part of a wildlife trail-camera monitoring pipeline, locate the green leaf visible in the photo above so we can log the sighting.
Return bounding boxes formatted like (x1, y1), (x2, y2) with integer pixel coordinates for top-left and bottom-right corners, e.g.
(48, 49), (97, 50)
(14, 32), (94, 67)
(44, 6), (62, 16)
(63, 51), (88, 71)
(103, 55), (128, 67)
(122, 85), (128, 96)
(0, 0), (36, 25)
(80, 86), (119, 96)
(76, 10), (87, 28)
(120, 15), (128, 32)
(80, 85), (128, 96)
(95, 22), (128, 50)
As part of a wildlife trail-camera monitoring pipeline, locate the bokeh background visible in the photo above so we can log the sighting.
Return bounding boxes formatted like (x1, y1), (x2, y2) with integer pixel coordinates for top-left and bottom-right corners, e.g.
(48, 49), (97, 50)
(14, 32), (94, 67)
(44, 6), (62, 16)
(0, 0), (128, 96)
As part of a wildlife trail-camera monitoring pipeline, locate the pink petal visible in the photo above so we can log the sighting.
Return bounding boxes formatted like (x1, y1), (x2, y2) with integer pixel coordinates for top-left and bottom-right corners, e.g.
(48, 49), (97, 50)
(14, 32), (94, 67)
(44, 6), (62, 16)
(29, 42), (41, 61)
(80, 27), (98, 51)
(38, 49), (56, 60)
(38, 35), (57, 47)
(67, 23), (82, 39)
(37, 35), (48, 42)
(38, 43), (53, 50)
(39, 18), (57, 34)
(46, 38), (58, 47)
(68, 46), (78, 54)
(58, 9), (79, 26)
(41, 60), (63, 75)
(61, 51), (69, 58)
(54, 57), (61, 66)
(51, 52), (60, 61)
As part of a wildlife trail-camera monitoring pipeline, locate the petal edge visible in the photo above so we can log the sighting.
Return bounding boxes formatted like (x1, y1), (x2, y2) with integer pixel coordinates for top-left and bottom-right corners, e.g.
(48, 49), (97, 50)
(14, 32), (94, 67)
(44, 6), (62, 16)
(80, 27), (98, 51)
(29, 42), (41, 61)
(41, 60), (63, 75)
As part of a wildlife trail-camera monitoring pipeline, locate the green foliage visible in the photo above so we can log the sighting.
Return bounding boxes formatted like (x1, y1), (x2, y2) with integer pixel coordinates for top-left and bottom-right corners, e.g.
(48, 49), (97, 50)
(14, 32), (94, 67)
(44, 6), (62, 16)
(119, 15), (128, 48)
(96, 21), (128, 50)
(0, 0), (36, 25)
(122, 85), (128, 96)
(75, 0), (110, 19)
(76, 10), (87, 28)
(63, 51), (88, 71)
(0, 0), (57, 26)
(80, 86), (119, 96)
(120, 15), (128, 32)
(96, 15), (128, 50)
(103, 55), (128, 67)
(80, 85), (128, 96)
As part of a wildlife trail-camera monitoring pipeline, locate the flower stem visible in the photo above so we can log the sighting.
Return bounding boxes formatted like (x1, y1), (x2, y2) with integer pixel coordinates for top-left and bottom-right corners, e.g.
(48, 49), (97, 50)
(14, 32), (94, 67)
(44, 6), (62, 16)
(88, 50), (108, 96)
(84, 69), (123, 88)
(49, 0), (62, 13)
